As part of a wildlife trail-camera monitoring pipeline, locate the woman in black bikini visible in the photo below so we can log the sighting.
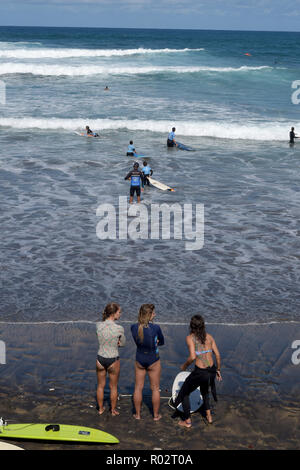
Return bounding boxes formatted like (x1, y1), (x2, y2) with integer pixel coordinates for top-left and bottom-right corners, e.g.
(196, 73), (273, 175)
(96, 302), (126, 416)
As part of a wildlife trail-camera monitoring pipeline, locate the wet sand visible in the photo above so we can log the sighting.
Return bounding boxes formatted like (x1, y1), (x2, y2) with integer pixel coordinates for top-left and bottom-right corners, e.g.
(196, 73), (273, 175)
(0, 391), (299, 450)
(0, 321), (299, 450)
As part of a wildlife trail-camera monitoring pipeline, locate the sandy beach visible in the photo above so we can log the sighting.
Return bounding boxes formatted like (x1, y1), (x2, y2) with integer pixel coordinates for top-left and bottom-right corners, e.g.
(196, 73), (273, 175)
(0, 321), (299, 450)
(0, 390), (299, 450)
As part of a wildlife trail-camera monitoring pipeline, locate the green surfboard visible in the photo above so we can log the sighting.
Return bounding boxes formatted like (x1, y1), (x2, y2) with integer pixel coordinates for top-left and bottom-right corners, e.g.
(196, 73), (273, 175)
(0, 423), (119, 444)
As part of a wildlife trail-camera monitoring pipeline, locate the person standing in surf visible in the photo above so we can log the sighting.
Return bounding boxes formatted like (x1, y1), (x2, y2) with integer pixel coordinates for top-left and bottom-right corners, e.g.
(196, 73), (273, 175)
(141, 160), (153, 188)
(131, 304), (164, 421)
(96, 302), (126, 416)
(127, 140), (136, 156)
(289, 127), (299, 144)
(124, 161), (143, 203)
(172, 315), (222, 428)
(167, 127), (177, 147)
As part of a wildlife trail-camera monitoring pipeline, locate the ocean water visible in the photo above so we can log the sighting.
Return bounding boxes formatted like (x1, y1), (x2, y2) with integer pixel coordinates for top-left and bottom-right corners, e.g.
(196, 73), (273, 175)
(0, 26), (300, 327)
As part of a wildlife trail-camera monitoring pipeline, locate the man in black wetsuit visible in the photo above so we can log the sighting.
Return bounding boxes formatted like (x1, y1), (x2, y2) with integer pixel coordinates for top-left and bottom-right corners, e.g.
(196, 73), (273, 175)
(124, 162), (143, 204)
(289, 127), (298, 144)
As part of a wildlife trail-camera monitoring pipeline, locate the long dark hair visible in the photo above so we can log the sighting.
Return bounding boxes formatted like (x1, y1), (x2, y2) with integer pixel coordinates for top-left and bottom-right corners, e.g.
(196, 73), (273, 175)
(102, 302), (120, 321)
(190, 315), (206, 345)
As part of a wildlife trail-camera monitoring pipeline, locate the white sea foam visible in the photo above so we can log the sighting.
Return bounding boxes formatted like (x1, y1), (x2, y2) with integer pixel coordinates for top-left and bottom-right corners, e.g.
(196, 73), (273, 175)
(0, 63), (272, 77)
(0, 47), (204, 59)
(0, 117), (296, 141)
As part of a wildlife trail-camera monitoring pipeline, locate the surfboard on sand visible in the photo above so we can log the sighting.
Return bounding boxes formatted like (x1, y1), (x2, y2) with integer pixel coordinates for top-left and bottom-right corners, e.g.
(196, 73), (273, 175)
(0, 422), (119, 444)
(169, 371), (203, 414)
(147, 176), (175, 191)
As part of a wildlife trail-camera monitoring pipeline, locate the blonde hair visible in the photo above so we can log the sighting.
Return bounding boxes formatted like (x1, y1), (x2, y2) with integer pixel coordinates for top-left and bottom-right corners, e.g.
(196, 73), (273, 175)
(102, 302), (120, 321)
(137, 304), (155, 343)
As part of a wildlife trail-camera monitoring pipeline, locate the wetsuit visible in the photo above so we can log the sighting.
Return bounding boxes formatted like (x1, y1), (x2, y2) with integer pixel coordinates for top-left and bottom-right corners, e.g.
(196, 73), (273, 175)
(124, 169), (143, 197)
(290, 130), (297, 143)
(131, 323), (164, 369)
(173, 336), (217, 420)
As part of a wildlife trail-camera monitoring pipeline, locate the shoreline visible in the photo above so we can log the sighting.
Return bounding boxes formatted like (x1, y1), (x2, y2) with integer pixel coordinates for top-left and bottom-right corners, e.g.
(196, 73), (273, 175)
(0, 392), (299, 450)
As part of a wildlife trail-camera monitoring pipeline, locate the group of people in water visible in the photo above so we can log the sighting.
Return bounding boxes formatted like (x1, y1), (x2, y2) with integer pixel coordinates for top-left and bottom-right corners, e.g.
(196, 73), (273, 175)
(96, 303), (222, 428)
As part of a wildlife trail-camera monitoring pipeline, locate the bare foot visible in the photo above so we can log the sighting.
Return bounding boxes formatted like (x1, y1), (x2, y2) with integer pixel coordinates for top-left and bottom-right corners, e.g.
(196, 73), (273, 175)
(98, 407), (106, 415)
(133, 414), (141, 420)
(111, 409), (120, 416)
(178, 419), (192, 428)
(153, 414), (162, 421)
(206, 411), (213, 424)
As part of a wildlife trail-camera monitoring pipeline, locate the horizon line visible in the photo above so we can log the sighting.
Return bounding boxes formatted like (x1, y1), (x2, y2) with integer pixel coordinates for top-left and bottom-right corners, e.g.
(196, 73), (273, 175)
(0, 24), (300, 34)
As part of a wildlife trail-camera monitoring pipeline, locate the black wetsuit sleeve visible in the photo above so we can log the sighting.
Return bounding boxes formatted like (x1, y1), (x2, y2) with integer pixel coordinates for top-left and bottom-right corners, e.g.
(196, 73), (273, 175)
(125, 171), (132, 180)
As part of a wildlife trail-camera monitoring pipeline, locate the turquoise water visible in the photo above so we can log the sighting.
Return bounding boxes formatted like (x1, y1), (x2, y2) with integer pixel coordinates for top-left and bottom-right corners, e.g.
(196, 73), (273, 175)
(0, 26), (300, 324)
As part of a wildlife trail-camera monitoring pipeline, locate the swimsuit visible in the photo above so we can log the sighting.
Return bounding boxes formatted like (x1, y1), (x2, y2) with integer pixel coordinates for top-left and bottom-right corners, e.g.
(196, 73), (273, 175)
(97, 355), (119, 370)
(131, 323), (164, 369)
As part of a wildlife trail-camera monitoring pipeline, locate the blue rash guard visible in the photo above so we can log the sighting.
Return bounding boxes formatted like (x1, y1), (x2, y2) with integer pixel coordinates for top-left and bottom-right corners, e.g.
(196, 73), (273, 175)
(127, 144), (135, 154)
(131, 323), (164, 368)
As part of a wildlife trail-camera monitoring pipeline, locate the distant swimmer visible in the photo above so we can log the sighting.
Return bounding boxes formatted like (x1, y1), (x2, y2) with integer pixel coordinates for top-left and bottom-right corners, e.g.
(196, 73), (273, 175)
(127, 140), (136, 156)
(86, 125), (99, 137)
(124, 161), (143, 204)
(167, 127), (177, 147)
(104, 86), (110, 91)
(289, 127), (299, 144)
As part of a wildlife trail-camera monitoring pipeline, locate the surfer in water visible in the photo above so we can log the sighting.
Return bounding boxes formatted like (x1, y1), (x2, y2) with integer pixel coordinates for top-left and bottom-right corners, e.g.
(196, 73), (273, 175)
(289, 127), (299, 144)
(86, 125), (99, 137)
(127, 140), (136, 156)
(167, 127), (178, 147)
(172, 315), (222, 428)
(96, 303), (126, 416)
(141, 161), (153, 188)
(131, 304), (164, 421)
(124, 161), (143, 203)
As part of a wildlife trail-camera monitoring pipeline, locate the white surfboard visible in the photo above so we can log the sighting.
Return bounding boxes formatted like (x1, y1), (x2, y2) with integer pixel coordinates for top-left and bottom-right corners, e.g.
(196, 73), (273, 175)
(147, 176), (175, 192)
(0, 441), (24, 450)
(170, 371), (203, 414)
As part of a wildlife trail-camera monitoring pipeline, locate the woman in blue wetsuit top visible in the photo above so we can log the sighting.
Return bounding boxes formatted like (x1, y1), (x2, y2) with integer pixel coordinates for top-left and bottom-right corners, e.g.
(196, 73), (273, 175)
(131, 304), (164, 421)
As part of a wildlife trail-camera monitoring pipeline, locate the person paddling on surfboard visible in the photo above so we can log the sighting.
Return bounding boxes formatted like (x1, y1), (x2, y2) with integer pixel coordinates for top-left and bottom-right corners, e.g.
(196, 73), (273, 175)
(124, 161), (143, 203)
(172, 315), (222, 428)
(167, 127), (178, 147)
(85, 125), (99, 137)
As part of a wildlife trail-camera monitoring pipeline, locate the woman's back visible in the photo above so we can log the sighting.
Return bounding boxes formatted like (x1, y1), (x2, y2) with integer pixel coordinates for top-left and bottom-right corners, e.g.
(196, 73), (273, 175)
(96, 320), (125, 358)
(191, 333), (214, 369)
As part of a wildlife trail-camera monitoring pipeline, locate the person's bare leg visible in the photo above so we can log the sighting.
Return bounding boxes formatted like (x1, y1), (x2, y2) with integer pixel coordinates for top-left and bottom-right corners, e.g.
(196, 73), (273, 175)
(108, 359), (120, 415)
(133, 362), (146, 419)
(148, 360), (162, 420)
(96, 361), (107, 415)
